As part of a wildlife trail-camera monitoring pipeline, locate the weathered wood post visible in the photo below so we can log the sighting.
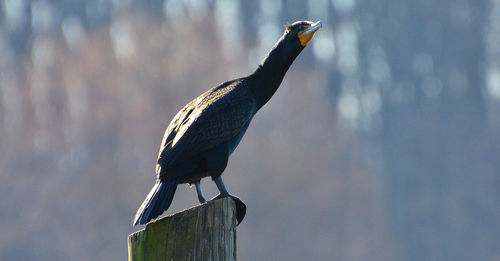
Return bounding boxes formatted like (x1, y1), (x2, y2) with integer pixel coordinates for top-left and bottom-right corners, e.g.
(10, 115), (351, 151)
(128, 198), (237, 261)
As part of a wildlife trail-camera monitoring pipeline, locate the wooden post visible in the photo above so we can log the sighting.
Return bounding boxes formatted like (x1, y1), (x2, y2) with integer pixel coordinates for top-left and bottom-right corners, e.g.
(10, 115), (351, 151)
(128, 198), (237, 261)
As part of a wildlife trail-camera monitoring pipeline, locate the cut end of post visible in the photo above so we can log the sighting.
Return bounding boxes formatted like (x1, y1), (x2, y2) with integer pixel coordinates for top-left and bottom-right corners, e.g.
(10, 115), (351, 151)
(128, 198), (237, 261)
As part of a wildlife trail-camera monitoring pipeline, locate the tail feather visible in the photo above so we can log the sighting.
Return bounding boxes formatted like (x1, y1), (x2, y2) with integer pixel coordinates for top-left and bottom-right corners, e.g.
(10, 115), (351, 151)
(133, 180), (178, 226)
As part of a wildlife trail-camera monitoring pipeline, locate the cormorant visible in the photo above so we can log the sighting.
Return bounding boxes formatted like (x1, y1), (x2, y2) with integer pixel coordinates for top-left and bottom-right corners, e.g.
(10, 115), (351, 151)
(133, 20), (322, 226)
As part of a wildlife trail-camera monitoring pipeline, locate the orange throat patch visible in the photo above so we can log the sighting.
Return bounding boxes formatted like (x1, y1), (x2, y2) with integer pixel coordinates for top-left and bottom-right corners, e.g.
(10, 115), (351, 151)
(298, 31), (316, 47)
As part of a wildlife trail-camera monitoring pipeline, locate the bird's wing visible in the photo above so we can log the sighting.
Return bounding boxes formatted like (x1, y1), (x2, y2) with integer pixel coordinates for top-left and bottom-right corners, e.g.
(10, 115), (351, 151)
(156, 81), (255, 177)
(154, 89), (211, 174)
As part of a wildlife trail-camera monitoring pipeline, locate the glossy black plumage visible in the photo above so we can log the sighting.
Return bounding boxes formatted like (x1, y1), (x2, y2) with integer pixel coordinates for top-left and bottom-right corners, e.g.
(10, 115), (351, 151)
(156, 79), (256, 182)
(133, 20), (321, 226)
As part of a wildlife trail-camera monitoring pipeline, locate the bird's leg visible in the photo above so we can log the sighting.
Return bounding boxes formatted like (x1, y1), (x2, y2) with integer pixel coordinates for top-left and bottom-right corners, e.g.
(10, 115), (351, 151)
(214, 176), (230, 198)
(195, 181), (207, 204)
(212, 176), (247, 225)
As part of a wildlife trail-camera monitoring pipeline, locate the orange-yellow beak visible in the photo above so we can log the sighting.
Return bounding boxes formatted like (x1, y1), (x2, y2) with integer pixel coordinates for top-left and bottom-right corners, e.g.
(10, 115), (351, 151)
(298, 21), (322, 47)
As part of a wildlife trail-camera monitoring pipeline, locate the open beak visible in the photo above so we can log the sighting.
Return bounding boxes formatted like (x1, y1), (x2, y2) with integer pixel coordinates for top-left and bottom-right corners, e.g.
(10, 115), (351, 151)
(298, 21), (322, 47)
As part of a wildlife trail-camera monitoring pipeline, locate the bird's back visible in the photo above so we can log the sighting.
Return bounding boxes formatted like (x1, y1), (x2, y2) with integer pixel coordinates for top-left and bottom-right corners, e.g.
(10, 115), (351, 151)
(156, 78), (257, 179)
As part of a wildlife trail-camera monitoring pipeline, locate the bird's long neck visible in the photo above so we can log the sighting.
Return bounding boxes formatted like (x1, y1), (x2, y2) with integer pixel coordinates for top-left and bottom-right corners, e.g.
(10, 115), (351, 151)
(249, 36), (303, 109)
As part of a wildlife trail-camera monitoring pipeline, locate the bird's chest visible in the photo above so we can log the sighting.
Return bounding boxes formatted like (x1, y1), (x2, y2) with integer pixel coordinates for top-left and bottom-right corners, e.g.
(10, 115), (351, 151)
(227, 120), (251, 155)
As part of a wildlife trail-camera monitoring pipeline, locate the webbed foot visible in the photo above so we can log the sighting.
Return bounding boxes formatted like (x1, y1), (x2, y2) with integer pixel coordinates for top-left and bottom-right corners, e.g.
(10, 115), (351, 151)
(211, 194), (247, 225)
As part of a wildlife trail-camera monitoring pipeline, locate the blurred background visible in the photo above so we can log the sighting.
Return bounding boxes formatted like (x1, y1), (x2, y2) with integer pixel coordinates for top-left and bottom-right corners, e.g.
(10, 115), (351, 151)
(1, 0), (499, 260)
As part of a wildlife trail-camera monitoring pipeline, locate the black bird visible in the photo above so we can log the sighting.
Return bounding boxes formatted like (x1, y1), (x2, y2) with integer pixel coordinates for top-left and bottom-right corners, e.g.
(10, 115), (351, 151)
(133, 20), (322, 226)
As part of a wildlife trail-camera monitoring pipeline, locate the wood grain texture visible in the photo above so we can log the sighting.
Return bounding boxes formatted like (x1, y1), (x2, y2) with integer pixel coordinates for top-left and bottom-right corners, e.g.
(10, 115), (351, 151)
(128, 198), (236, 261)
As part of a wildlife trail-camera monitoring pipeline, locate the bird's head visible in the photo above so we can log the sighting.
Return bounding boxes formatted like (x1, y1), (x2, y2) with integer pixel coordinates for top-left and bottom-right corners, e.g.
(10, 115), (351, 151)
(284, 20), (322, 48)
(251, 20), (322, 107)
(253, 20), (322, 85)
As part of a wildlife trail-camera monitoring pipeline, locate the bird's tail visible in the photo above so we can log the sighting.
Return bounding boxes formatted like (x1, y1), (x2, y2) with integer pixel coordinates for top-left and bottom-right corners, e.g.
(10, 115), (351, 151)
(133, 180), (178, 226)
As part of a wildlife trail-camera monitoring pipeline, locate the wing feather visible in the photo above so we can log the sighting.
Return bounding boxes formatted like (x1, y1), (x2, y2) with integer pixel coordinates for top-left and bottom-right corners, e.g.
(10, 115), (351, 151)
(156, 80), (255, 177)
